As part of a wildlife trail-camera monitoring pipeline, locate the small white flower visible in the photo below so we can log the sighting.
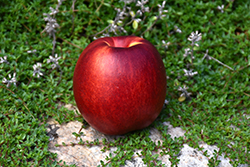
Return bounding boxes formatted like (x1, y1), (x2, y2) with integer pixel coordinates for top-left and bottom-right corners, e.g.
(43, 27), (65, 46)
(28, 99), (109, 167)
(115, 7), (128, 20)
(0, 56), (9, 64)
(49, 7), (58, 15)
(56, 0), (65, 11)
(122, 0), (135, 3)
(136, 0), (149, 13)
(47, 54), (61, 69)
(134, 18), (141, 23)
(188, 31), (202, 44)
(2, 73), (17, 87)
(42, 14), (60, 36)
(109, 23), (118, 34)
(164, 99), (169, 105)
(180, 92), (191, 98)
(178, 85), (191, 98)
(27, 50), (37, 54)
(33, 63), (43, 78)
(217, 5), (224, 13)
(157, 0), (166, 8)
(178, 85), (188, 92)
(183, 48), (191, 58)
(183, 69), (198, 77)
(109, 21), (127, 34)
(2, 76), (11, 87)
(136, 10), (143, 16)
(103, 33), (110, 37)
(129, 10), (135, 17)
(162, 40), (171, 49)
(157, 1), (168, 19)
(174, 25), (182, 33)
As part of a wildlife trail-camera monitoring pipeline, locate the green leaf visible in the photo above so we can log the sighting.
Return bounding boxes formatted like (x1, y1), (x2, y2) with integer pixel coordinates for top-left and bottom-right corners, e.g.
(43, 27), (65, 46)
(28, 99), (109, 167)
(132, 20), (138, 30)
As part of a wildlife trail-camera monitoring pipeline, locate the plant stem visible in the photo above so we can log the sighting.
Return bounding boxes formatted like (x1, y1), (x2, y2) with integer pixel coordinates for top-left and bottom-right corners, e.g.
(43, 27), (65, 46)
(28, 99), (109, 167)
(52, 33), (56, 57)
(70, 0), (76, 36)
(141, 18), (158, 37)
(202, 50), (234, 71)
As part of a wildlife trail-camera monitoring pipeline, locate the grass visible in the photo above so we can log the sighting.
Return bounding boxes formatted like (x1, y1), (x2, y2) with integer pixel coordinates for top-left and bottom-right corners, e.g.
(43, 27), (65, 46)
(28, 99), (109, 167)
(0, 0), (249, 166)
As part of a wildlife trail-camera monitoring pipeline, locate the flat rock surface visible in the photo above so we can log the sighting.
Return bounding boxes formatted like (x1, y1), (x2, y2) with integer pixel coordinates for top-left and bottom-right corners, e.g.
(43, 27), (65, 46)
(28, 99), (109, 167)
(46, 104), (248, 167)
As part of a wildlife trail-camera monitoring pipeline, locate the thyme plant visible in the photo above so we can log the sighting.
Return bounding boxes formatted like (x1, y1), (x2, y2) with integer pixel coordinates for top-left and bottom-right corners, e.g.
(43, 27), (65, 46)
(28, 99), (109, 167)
(1, 0), (249, 166)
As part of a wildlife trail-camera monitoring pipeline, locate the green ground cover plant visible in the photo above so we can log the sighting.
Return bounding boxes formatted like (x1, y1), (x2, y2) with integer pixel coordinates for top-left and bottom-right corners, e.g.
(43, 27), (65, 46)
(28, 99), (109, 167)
(0, 0), (249, 166)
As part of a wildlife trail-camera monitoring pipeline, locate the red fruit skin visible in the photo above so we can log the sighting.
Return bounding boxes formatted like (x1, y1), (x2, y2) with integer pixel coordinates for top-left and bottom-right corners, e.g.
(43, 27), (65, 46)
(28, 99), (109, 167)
(73, 36), (166, 135)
